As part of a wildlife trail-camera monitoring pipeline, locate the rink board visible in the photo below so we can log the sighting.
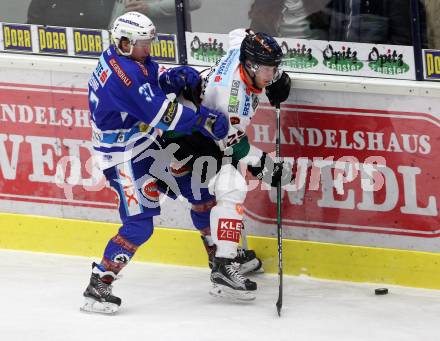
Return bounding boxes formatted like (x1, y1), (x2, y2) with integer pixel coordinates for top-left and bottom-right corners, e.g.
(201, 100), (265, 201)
(0, 54), (439, 290)
(1, 212), (440, 290)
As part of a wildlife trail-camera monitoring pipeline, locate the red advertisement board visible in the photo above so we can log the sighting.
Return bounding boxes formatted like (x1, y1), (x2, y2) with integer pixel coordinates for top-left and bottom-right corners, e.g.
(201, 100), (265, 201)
(0, 82), (116, 209)
(1, 82), (438, 237)
(245, 103), (439, 237)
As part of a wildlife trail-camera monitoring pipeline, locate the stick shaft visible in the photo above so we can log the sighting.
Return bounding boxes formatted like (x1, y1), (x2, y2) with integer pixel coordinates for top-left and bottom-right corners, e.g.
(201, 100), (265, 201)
(275, 105), (283, 316)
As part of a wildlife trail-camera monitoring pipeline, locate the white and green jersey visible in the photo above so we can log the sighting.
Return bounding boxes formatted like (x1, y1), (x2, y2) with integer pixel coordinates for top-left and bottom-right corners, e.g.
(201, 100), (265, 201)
(200, 29), (264, 162)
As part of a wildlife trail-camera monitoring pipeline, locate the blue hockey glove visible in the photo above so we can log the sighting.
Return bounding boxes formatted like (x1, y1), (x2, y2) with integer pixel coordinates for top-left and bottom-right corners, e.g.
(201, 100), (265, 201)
(159, 66), (201, 96)
(195, 105), (229, 140)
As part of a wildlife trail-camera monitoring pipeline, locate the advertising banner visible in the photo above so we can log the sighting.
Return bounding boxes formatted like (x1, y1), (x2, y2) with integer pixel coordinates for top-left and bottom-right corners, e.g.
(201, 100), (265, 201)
(1, 23), (33, 52)
(423, 49), (440, 80)
(0, 82), (116, 210)
(279, 39), (415, 79)
(186, 31), (416, 80)
(150, 34), (178, 64)
(185, 31), (228, 66)
(0, 22), (178, 63)
(245, 103), (439, 239)
(72, 28), (105, 57)
(37, 26), (68, 55)
(0, 62), (439, 251)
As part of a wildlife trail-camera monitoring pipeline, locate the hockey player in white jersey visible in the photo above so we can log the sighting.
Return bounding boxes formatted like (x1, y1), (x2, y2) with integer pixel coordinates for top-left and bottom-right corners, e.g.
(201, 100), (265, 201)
(161, 29), (292, 300)
(204, 29), (292, 300)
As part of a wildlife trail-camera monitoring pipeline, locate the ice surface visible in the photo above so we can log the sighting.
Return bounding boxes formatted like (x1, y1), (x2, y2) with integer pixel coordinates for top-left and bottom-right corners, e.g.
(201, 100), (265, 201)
(1, 250), (439, 341)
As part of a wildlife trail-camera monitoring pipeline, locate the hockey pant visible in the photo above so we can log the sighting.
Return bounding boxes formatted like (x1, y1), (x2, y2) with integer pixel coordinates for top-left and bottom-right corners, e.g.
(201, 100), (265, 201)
(208, 164), (247, 259)
(162, 131), (225, 238)
(170, 164), (216, 232)
(99, 152), (162, 274)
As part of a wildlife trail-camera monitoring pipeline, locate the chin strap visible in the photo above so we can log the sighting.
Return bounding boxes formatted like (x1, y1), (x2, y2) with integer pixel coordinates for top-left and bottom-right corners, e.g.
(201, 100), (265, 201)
(115, 45), (133, 56)
(239, 64), (263, 94)
(115, 38), (135, 57)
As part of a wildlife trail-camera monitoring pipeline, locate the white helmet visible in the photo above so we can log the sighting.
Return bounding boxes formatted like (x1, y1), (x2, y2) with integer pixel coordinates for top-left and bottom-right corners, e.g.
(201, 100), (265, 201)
(111, 11), (156, 56)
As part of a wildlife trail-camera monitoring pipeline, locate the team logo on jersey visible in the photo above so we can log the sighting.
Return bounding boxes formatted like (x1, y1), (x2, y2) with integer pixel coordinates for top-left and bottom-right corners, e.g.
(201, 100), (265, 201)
(217, 49), (238, 76)
(141, 179), (159, 202)
(212, 49), (239, 86)
(161, 101), (178, 125)
(217, 218), (243, 243)
(228, 80), (240, 113)
(139, 123), (151, 132)
(93, 56), (113, 87)
(88, 76), (99, 91)
(235, 204), (244, 215)
(109, 58), (133, 87)
(251, 94), (259, 111)
(230, 117), (240, 125)
(136, 61), (149, 76)
(113, 253), (130, 264)
(242, 93), (251, 117)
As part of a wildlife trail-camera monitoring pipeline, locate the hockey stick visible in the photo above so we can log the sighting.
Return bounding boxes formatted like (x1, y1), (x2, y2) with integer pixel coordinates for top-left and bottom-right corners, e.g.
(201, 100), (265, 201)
(275, 103), (283, 317)
(241, 222), (248, 250)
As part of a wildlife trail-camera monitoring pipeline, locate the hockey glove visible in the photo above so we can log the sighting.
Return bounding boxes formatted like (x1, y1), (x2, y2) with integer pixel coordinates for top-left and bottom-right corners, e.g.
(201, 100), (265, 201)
(159, 66), (201, 96)
(248, 152), (293, 187)
(265, 71), (291, 107)
(195, 105), (229, 141)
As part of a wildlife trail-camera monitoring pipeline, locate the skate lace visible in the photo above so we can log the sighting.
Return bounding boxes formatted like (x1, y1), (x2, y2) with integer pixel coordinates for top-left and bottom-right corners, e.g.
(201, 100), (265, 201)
(97, 280), (113, 297)
(236, 247), (246, 259)
(225, 262), (246, 284)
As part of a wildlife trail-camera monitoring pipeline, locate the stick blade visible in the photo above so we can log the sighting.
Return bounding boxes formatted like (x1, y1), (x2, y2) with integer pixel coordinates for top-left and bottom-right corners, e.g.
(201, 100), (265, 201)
(276, 298), (282, 316)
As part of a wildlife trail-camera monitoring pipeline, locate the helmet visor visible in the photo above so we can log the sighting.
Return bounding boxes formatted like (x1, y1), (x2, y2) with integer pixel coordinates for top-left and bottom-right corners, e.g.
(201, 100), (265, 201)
(134, 38), (155, 48)
(256, 65), (279, 77)
(246, 61), (281, 82)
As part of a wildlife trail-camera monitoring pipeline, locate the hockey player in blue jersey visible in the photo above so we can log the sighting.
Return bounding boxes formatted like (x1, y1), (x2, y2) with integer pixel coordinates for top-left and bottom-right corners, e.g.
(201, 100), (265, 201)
(81, 11), (229, 314)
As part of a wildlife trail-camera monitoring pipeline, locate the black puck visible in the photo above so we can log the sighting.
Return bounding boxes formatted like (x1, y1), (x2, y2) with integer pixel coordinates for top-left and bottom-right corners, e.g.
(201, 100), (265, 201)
(375, 288), (389, 295)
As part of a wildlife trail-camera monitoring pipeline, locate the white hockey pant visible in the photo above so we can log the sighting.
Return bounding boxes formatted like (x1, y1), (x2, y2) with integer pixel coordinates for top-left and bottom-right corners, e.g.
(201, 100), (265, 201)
(208, 164), (248, 259)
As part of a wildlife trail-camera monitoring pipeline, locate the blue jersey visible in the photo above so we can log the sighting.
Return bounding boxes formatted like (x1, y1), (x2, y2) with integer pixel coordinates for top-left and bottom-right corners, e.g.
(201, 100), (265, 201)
(88, 45), (198, 169)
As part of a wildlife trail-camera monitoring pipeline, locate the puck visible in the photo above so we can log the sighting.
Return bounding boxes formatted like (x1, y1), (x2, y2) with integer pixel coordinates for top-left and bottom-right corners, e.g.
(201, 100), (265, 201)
(375, 288), (389, 295)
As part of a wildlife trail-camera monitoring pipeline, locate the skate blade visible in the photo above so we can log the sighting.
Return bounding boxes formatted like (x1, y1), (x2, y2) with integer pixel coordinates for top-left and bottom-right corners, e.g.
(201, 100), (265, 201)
(239, 259), (264, 275)
(80, 297), (119, 315)
(209, 284), (256, 301)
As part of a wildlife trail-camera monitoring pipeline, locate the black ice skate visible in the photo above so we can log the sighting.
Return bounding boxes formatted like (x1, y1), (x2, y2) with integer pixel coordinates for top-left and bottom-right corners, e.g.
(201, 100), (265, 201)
(210, 257), (257, 301)
(80, 262), (121, 314)
(235, 247), (264, 274)
(201, 236), (263, 274)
